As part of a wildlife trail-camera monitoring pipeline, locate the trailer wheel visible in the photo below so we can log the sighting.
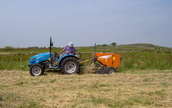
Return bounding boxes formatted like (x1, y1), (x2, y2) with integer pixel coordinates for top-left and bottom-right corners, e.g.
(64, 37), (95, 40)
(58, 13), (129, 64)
(30, 64), (44, 76)
(61, 57), (79, 74)
(96, 67), (115, 74)
(107, 67), (116, 74)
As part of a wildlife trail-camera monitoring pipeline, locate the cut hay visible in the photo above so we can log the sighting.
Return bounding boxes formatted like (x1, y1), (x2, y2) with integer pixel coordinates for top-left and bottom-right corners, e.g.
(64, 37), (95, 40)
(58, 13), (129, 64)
(81, 63), (96, 74)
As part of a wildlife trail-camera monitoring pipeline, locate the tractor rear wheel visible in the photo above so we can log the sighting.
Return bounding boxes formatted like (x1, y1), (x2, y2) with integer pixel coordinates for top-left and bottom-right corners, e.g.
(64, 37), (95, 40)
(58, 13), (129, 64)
(30, 64), (44, 76)
(61, 57), (79, 74)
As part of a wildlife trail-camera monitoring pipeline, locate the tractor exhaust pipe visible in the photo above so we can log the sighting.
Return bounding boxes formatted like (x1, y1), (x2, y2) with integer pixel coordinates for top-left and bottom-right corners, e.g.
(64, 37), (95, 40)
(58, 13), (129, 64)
(50, 36), (53, 65)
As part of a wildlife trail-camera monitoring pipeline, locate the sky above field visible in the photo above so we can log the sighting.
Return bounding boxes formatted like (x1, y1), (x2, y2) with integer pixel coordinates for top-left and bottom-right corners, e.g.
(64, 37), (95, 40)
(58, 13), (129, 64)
(0, 0), (171, 48)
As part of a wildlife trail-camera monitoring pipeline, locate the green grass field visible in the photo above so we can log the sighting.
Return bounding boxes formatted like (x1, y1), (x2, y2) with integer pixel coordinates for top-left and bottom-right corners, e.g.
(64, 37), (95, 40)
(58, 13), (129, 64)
(0, 44), (172, 108)
(0, 43), (172, 71)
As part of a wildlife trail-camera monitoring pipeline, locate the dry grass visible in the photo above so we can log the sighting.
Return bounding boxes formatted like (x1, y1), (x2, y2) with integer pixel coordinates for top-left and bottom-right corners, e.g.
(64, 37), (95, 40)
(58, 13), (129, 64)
(0, 70), (172, 108)
(82, 63), (96, 74)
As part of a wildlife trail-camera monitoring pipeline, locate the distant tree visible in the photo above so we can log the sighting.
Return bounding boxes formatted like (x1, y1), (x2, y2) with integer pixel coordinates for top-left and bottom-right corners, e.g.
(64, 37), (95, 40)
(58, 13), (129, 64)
(28, 46), (39, 49)
(4, 46), (14, 50)
(102, 44), (108, 47)
(111, 42), (117, 47)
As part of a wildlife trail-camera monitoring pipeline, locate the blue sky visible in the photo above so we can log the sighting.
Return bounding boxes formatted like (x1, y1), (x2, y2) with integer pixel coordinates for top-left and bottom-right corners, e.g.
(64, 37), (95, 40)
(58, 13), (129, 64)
(0, 0), (171, 47)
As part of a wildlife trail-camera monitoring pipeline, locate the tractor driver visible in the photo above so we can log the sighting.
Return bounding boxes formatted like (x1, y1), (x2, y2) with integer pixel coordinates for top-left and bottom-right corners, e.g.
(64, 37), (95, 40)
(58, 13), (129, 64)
(62, 42), (76, 55)
(52, 42), (76, 66)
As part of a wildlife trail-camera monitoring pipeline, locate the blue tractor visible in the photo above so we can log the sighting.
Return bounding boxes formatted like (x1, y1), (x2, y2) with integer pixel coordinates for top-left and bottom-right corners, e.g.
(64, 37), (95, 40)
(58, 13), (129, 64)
(28, 38), (80, 76)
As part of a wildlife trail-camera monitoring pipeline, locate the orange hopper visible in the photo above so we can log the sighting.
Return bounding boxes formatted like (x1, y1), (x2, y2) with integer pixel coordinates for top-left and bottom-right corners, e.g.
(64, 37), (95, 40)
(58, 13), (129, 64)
(95, 53), (121, 70)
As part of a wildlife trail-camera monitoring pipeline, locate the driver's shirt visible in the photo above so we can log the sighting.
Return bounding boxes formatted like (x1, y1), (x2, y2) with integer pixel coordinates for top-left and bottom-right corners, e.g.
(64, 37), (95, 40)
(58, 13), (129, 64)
(64, 46), (76, 55)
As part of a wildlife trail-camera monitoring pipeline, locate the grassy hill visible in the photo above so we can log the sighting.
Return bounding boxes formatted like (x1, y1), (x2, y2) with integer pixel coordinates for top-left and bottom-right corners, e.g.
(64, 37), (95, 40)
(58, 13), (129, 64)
(119, 43), (157, 48)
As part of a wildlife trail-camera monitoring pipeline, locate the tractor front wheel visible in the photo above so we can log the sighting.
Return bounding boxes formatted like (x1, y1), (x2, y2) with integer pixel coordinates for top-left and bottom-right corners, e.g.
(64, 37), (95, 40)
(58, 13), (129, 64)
(29, 64), (44, 76)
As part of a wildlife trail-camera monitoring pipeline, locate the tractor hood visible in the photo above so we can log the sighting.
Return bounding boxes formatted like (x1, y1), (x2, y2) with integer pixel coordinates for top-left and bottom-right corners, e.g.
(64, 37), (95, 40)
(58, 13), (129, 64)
(29, 52), (53, 65)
